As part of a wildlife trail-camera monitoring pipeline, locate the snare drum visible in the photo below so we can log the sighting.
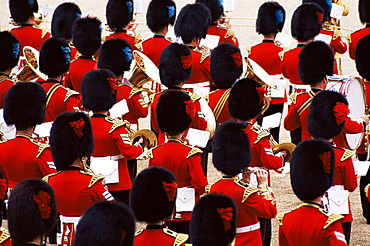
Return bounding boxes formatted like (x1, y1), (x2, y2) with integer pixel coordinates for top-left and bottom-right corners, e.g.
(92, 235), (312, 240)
(326, 76), (366, 149)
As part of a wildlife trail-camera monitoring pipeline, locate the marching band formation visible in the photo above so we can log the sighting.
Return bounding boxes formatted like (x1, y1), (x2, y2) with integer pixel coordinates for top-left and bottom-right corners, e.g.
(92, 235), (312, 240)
(0, 0), (369, 245)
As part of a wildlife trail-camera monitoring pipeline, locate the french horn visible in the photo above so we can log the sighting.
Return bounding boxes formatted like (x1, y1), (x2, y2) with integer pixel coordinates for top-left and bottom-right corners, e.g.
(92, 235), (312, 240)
(121, 120), (157, 149)
(269, 136), (296, 162)
(16, 46), (47, 81)
(244, 57), (276, 89)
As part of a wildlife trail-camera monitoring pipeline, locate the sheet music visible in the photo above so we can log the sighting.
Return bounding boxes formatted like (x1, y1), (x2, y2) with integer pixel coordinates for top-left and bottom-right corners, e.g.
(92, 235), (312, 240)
(185, 128), (210, 148)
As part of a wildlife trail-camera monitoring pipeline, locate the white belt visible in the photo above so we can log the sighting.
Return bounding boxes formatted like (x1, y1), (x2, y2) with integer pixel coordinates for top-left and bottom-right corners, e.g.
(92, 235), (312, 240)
(182, 82), (210, 88)
(289, 84), (311, 91)
(328, 185), (345, 191)
(236, 222), (260, 233)
(60, 215), (80, 224)
(91, 154), (123, 161)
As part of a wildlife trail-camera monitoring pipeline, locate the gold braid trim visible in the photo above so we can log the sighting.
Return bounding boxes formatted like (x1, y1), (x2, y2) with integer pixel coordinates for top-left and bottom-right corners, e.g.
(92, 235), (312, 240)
(0, 229), (10, 243)
(105, 117), (126, 133)
(323, 214), (344, 229)
(252, 125), (270, 144)
(186, 147), (203, 158)
(173, 233), (189, 246)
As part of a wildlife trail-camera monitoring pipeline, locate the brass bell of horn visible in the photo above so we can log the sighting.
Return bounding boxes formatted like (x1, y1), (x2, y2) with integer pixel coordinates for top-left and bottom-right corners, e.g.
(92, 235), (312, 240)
(244, 57), (277, 89)
(16, 46), (47, 81)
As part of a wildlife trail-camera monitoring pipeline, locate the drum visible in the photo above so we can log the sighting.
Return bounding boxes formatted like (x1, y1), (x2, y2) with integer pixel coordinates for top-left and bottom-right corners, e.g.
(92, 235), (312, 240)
(326, 75), (366, 149)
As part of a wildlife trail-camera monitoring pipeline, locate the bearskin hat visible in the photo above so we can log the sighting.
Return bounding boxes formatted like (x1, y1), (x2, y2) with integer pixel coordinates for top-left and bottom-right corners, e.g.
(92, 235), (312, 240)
(0, 31), (20, 71)
(130, 166), (177, 223)
(4, 82), (46, 130)
(106, 0), (134, 30)
(9, 0), (39, 24)
(159, 43), (192, 87)
(228, 78), (263, 121)
(355, 35), (370, 81)
(256, 1), (286, 35)
(174, 3), (212, 44)
(302, 0), (332, 21)
(190, 193), (237, 246)
(147, 0), (176, 33)
(211, 43), (242, 89)
(290, 139), (335, 201)
(8, 179), (57, 245)
(51, 2), (82, 40)
(39, 37), (71, 78)
(98, 38), (132, 76)
(196, 0), (223, 23)
(50, 112), (94, 171)
(72, 16), (102, 57)
(81, 69), (117, 112)
(359, 0), (370, 24)
(74, 201), (135, 246)
(291, 3), (324, 42)
(212, 121), (251, 176)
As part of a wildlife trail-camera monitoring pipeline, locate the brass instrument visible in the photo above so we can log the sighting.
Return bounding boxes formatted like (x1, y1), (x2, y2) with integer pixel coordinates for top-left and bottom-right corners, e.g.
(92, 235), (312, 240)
(16, 46), (47, 81)
(269, 137), (296, 162)
(121, 120), (157, 149)
(0, 131), (6, 143)
(244, 58), (277, 89)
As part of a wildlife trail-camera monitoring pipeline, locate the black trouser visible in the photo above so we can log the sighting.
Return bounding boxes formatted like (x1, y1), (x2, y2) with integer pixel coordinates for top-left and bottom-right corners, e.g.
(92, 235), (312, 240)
(358, 153), (370, 224)
(257, 103), (284, 142)
(341, 222), (352, 244)
(290, 127), (302, 145)
(110, 190), (130, 205)
(258, 217), (271, 246)
(127, 159), (137, 182)
(166, 221), (191, 243)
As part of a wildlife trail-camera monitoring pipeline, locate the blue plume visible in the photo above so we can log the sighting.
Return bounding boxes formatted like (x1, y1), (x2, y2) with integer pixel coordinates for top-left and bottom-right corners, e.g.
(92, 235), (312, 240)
(166, 6), (175, 18)
(76, 13), (81, 19)
(326, 0), (332, 15)
(28, 0), (34, 7)
(275, 9), (284, 24)
(12, 43), (20, 59)
(126, 2), (133, 16)
(217, 0), (223, 7)
(122, 47), (132, 63)
(61, 46), (71, 64)
(99, 25), (103, 34)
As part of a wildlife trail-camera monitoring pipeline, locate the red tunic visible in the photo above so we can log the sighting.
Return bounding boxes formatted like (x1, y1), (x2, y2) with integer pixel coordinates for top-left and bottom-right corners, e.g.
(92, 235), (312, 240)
(0, 229), (11, 246)
(348, 26), (370, 60)
(116, 83), (148, 125)
(207, 25), (239, 47)
(208, 176), (277, 246)
(0, 74), (15, 109)
(0, 134), (56, 188)
(141, 35), (172, 67)
(105, 31), (143, 51)
(282, 45), (304, 85)
(333, 119), (365, 149)
(148, 139), (208, 221)
(278, 202), (347, 246)
(63, 57), (97, 92)
(185, 48), (212, 85)
(134, 226), (188, 246)
(10, 25), (51, 54)
(320, 28), (347, 74)
(204, 88), (231, 126)
(39, 80), (81, 122)
(90, 116), (143, 191)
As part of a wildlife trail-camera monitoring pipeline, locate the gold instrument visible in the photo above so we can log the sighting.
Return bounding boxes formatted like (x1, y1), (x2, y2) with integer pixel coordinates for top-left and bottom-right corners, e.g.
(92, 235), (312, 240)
(0, 131), (6, 143)
(269, 137), (296, 162)
(128, 50), (160, 88)
(16, 46), (47, 81)
(121, 120), (157, 149)
(244, 57), (277, 89)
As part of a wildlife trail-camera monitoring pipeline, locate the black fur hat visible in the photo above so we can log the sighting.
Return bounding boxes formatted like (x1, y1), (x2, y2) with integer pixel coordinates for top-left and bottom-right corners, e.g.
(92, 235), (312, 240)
(4, 82), (46, 130)
(298, 41), (333, 85)
(211, 43), (242, 89)
(9, 0), (39, 24)
(290, 139), (335, 201)
(0, 31), (20, 71)
(130, 166), (177, 223)
(355, 34), (370, 81)
(302, 0), (332, 21)
(39, 37), (71, 77)
(291, 3), (324, 42)
(156, 90), (192, 136)
(98, 38), (132, 76)
(106, 0), (134, 31)
(359, 0), (370, 24)
(196, 0), (223, 23)
(212, 121), (251, 176)
(72, 16), (102, 57)
(147, 0), (176, 33)
(50, 112), (94, 171)
(81, 69), (117, 112)
(74, 201), (135, 246)
(174, 3), (212, 44)
(8, 179), (57, 245)
(190, 193), (237, 246)
(256, 1), (286, 35)
(228, 78), (263, 121)
(51, 2), (82, 40)
(159, 43), (192, 87)
(308, 90), (348, 140)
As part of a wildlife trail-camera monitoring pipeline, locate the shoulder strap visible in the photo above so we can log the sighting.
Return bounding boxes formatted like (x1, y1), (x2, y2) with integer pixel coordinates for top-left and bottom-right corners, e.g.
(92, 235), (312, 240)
(42, 172), (58, 183)
(186, 147), (203, 158)
(0, 229), (10, 243)
(323, 214), (344, 229)
(46, 84), (63, 107)
(213, 89), (231, 122)
(173, 233), (189, 246)
(297, 90), (316, 116)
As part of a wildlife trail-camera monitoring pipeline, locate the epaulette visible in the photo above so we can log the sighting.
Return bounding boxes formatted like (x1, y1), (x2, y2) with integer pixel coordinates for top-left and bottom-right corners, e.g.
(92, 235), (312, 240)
(186, 147), (203, 158)
(251, 125), (270, 144)
(289, 92), (299, 105)
(190, 93), (201, 102)
(0, 75), (15, 84)
(42, 172), (59, 183)
(336, 148), (355, 162)
(258, 182), (275, 203)
(41, 27), (49, 39)
(64, 88), (79, 102)
(203, 93), (209, 103)
(333, 28), (341, 40)
(278, 47), (292, 61)
(0, 228), (10, 243)
(216, 25), (235, 39)
(78, 171), (105, 188)
(135, 229), (144, 236)
(149, 93), (158, 104)
(246, 46), (251, 55)
(323, 213), (344, 229)
(276, 212), (287, 226)
(29, 139), (50, 158)
(105, 117), (126, 134)
(234, 179), (258, 203)
(134, 34), (144, 51)
(163, 228), (189, 246)
(147, 148), (154, 159)
(205, 184), (212, 194)
(347, 29), (361, 44)
(365, 183), (370, 199)
(165, 36), (173, 42)
(194, 49), (210, 63)
(129, 87), (143, 99)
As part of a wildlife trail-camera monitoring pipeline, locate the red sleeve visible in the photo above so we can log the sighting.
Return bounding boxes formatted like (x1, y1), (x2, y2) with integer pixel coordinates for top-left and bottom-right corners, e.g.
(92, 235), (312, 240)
(127, 93), (148, 119)
(330, 37), (347, 54)
(38, 150), (57, 176)
(326, 221), (348, 245)
(190, 100), (208, 131)
(348, 36), (355, 60)
(284, 104), (301, 131)
(225, 35), (239, 47)
(65, 95), (82, 112)
(91, 180), (114, 202)
(187, 154), (208, 195)
(255, 137), (284, 170)
(341, 159), (357, 192)
(63, 73), (72, 89)
(111, 127), (143, 160)
(278, 225), (289, 246)
(342, 118), (364, 134)
(243, 192), (277, 219)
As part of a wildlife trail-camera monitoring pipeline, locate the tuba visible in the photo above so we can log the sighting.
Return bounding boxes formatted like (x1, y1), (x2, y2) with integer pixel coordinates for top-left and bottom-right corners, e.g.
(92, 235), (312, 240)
(16, 46), (47, 81)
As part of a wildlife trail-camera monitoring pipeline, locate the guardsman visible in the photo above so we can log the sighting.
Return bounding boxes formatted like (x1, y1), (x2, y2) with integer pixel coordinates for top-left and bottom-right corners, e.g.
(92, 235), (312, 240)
(8, 179), (57, 246)
(142, 0), (175, 67)
(81, 69), (144, 205)
(63, 16), (101, 92)
(0, 82), (56, 189)
(43, 111), (114, 246)
(74, 201), (135, 246)
(105, 0), (143, 52)
(249, 1), (286, 143)
(308, 91), (357, 243)
(38, 37), (81, 122)
(348, 0), (370, 59)
(0, 31), (19, 109)
(9, 0), (51, 54)
(51, 2), (82, 60)
(196, 0), (239, 47)
(209, 121), (277, 246)
(149, 90), (208, 238)
(174, 3), (213, 95)
(131, 166), (188, 246)
(277, 139), (347, 246)
(205, 43), (243, 126)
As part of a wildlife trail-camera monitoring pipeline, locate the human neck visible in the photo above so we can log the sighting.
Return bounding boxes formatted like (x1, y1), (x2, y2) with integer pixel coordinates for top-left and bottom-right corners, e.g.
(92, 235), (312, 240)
(16, 126), (35, 136)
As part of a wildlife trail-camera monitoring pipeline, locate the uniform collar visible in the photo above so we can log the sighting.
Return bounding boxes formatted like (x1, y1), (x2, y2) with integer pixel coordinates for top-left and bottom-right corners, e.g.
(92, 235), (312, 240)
(40, 79), (60, 84)
(20, 24), (33, 27)
(262, 39), (274, 43)
(0, 73), (10, 78)
(16, 133), (32, 139)
(297, 43), (305, 48)
(302, 201), (323, 209)
(153, 35), (165, 38)
(366, 24), (370, 28)
(92, 113), (107, 118)
(221, 175), (238, 180)
(115, 29), (127, 33)
(146, 224), (164, 230)
(167, 138), (182, 143)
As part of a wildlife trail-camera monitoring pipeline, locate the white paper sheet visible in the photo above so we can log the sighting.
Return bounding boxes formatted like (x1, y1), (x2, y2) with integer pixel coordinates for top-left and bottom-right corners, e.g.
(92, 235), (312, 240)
(109, 99), (129, 118)
(331, 3), (344, 20)
(185, 128), (210, 148)
(353, 161), (370, 176)
(262, 113), (282, 130)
